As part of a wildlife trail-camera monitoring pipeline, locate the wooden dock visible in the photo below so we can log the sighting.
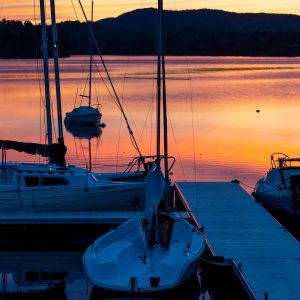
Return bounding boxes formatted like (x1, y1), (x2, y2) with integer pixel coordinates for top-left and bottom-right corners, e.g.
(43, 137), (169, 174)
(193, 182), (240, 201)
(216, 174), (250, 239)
(176, 181), (300, 300)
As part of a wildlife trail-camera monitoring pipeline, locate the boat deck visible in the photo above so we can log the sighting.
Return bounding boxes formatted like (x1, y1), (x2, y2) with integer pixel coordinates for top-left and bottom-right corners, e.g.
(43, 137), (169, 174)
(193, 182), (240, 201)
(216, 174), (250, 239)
(176, 181), (300, 300)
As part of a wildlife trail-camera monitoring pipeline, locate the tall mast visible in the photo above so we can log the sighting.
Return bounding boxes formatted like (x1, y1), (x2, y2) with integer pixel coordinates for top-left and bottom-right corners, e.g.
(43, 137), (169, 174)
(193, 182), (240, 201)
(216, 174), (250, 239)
(49, 0), (64, 147)
(156, 0), (162, 167)
(39, 0), (53, 145)
(160, 0), (170, 203)
(88, 0), (94, 107)
(162, 50), (169, 189)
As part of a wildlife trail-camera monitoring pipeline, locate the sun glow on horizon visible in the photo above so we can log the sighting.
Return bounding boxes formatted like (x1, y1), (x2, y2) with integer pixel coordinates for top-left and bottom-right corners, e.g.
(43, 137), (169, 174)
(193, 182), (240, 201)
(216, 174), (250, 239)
(0, 0), (300, 22)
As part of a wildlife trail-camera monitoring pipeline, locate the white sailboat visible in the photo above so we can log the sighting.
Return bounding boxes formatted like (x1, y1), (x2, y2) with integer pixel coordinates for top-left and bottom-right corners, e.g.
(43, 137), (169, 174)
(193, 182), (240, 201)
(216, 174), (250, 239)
(64, 0), (102, 127)
(83, 167), (205, 292)
(82, 0), (206, 292)
(0, 0), (146, 213)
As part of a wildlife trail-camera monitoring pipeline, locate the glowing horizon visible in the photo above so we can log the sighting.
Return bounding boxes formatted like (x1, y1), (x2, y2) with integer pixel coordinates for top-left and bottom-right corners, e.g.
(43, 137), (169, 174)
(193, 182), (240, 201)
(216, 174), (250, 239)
(0, 0), (300, 22)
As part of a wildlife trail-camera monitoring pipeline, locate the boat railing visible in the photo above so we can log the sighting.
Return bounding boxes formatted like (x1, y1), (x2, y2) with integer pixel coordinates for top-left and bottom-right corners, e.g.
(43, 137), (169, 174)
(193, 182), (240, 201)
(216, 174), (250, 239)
(124, 155), (176, 175)
(270, 152), (300, 168)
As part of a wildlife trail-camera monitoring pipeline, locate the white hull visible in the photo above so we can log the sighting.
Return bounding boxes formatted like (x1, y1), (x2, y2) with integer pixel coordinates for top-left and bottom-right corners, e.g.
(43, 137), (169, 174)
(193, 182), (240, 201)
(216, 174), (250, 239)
(0, 163), (146, 212)
(254, 180), (300, 217)
(0, 185), (145, 212)
(83, 217), (205, 293)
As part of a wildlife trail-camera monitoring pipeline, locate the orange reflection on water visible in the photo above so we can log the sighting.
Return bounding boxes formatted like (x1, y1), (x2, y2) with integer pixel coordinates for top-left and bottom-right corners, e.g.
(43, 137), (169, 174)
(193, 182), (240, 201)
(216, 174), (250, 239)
(1, 56), (300, 187)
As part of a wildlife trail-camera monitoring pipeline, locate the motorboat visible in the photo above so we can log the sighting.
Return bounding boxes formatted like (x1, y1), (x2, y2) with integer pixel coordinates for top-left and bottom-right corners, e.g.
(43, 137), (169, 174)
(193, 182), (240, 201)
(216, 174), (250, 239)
(253, 152), (300, 219)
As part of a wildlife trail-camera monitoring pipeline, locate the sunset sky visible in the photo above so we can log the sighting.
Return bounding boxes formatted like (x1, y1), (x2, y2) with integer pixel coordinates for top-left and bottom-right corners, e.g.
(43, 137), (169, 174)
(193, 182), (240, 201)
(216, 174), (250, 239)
(1, 0), (300, 22)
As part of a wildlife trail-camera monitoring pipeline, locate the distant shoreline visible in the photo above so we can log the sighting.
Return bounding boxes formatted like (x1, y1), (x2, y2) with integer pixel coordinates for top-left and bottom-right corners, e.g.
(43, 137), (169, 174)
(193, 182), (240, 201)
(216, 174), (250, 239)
(1, 8), (300, 58)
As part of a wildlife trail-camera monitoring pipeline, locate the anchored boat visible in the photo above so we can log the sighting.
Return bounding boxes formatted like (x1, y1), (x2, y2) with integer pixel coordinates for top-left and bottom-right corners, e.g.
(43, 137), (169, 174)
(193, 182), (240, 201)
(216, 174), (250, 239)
(0, 0), (147, 213)
(83, 167), (205, 292)
(82, 0), (206, 292)
(253, 152), (300, 219)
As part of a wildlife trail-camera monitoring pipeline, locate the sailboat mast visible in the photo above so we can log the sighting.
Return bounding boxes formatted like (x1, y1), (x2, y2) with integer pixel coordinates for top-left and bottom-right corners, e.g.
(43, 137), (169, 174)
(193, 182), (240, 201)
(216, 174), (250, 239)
(162, 53), (169, 188)
(159, 0), (170, 205)
(39, 0), (53, 145)
(157, 0), (169, 179)
(156, 0), (162, 167)
(88, 0), (94, 107)
(49, 0), (64, 146)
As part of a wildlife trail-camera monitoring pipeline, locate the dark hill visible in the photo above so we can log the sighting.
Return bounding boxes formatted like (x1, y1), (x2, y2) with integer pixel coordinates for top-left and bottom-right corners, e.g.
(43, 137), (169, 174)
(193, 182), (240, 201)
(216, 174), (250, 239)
(98, 8), (300, 32)
(2, 8), (300, 57)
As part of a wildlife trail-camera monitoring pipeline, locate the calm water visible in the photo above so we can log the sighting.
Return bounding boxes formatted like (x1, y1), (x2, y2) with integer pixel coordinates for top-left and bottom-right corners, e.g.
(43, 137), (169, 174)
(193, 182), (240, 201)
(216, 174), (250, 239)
(1, 56), (300, 188)
(1, 56), (300, 298)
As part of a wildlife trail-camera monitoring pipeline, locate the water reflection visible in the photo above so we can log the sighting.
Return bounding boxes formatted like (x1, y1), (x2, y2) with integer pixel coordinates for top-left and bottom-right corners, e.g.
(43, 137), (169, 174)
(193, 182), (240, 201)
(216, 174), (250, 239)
(89, 275), (206, 300)
(0, 252), (89, 299)
(0, 252), (210, 300)
(65, 123), (103, 139)
(1, 56), (300, 187)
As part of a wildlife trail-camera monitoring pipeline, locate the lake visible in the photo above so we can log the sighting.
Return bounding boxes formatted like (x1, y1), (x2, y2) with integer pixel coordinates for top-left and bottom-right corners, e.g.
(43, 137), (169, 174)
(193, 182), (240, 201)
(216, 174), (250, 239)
(0, 56), (300, 299)
(1, 56), (300, 188)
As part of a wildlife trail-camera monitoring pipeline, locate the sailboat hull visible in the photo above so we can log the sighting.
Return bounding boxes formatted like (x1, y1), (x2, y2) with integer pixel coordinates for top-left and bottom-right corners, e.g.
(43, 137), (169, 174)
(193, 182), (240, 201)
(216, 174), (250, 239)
(0, 185), (145, 212)
(65, 106), (101, 126)
(83, 217), (205, 293)
(0, 163), (145, 212)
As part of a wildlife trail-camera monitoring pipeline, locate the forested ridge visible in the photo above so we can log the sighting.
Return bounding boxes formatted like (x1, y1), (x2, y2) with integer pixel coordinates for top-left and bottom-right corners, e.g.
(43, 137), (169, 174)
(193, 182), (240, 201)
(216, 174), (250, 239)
(2, 8), (300, 58)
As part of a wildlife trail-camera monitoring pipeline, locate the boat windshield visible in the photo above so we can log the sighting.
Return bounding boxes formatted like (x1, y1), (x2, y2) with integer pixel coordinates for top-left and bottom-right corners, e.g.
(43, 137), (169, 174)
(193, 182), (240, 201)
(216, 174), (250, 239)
(282, 168), (300, 188)
(266, 168), (300, 189)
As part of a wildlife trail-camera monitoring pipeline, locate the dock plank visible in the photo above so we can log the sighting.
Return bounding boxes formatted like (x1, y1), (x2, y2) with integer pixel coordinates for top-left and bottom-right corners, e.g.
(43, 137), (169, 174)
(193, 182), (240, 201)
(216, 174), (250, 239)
(176, 182), (300, 300)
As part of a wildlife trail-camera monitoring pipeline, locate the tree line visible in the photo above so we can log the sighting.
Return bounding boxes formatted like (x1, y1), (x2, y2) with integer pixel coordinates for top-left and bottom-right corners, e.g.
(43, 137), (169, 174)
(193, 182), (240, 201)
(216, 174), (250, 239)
(1, 8), (300, 58)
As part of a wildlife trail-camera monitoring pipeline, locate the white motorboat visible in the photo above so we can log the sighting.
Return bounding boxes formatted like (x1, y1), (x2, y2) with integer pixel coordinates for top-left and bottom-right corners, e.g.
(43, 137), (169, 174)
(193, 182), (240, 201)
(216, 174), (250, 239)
(83, 167), (205, 292)
(253, 152), (300, 219)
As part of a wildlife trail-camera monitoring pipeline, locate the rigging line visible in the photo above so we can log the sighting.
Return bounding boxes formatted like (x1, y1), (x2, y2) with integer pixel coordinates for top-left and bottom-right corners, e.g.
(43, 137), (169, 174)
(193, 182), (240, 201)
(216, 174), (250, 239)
(92, 57), (115, 100)
(116, 114), (122, 172)
(70, 0), (80, 21)
(171, 0), (197, 183)
(77, 0), (142, 159)
(69, 0), (95, 108)
(79, 138), (87, 166)
(73, 136), (79, 159)
(168, 110), (188, 181)
(186, 60), (197, 183)
(79, 72), (90, 106)
(93, 135), (101, 172)
(115, 54), (131, 172)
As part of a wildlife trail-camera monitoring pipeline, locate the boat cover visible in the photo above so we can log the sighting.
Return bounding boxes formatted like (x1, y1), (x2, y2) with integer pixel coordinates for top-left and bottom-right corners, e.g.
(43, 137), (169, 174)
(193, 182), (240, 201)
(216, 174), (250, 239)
(0, 140), (67, 166)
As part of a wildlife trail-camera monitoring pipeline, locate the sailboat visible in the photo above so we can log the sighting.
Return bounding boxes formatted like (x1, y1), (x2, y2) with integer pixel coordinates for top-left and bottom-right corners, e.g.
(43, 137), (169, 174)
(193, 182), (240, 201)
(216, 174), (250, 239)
(0, 0), (147, 213)
(253, 152), (300, 220)
(64, 0), (102, 127)
(82, 0), (206, 292)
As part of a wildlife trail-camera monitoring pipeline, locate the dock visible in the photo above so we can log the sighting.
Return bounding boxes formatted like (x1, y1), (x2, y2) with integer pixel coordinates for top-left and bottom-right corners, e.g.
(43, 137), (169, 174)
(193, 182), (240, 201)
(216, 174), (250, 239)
(176, 181), (300, 300)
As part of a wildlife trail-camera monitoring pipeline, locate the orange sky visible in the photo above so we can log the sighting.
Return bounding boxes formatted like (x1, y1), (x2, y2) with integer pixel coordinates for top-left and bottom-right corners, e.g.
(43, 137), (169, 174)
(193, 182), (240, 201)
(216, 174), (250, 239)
(1, 0), (300, 22)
